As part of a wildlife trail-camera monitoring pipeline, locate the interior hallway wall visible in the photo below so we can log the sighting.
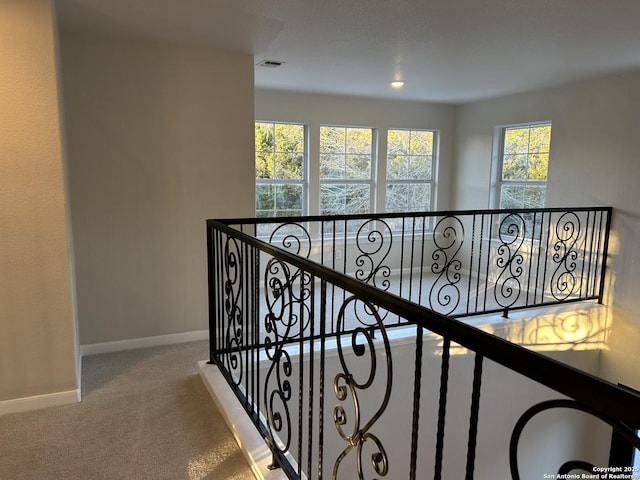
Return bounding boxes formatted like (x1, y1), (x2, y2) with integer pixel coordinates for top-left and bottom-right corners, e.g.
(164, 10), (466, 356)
(0, 0), (77, 402)
(60, 33), (255, 345)
(452, 70), (640, 391)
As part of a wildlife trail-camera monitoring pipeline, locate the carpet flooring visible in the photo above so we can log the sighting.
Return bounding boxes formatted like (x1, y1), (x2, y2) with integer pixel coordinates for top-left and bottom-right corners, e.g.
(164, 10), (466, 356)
(0, 341), (255, 480)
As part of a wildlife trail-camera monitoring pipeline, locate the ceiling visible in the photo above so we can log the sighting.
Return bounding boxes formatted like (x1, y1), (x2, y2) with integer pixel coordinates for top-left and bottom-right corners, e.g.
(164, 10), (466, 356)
(55, 0), (640, 104)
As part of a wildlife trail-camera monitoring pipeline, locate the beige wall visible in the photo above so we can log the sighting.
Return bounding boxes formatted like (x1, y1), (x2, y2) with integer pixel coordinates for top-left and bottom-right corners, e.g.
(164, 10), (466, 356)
(0, 0), (77, 401)
(60, 33), (255, 345)
(453, 71), (640, 390)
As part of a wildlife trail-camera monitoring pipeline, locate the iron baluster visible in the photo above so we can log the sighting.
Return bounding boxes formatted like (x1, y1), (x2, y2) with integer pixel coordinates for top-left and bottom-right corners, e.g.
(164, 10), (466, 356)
(224, 235), (244, 385)
(429, 215), (464, 315)
(332, 296), (393, 480)
(465, 353), (484, 480)
(550, 211), (582, 301)
(409, 324), (424, 480)
(494, 213), (525, 310)
(434, 337), (451, 480)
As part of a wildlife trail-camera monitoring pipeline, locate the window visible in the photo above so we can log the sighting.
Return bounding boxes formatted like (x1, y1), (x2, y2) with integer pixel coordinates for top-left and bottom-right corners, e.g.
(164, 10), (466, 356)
(319, 126), (374, 216)
(255, 122), (306, 218)
(254, 122), (439, 233)
(386, 129), (435, 213)
(496, 123), (551, 209)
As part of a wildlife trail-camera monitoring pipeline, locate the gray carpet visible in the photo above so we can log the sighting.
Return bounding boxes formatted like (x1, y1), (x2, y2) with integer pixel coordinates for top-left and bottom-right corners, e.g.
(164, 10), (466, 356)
(0, 341), (255, 480)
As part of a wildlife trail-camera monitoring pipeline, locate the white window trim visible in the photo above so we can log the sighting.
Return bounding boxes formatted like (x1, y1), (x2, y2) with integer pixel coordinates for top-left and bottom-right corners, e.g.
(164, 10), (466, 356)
(384, 128), (439, 214)
(490, 121), (551, 210)
(318, 125), (377, 216)
(255, 122), (440, 223)
(255, 121), (309, 217)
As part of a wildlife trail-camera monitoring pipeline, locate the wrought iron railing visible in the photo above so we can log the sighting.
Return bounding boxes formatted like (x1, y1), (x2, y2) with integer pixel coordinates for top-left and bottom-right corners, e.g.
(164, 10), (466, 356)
(207, 207), (640, 479)
(224, 207), (612, 325)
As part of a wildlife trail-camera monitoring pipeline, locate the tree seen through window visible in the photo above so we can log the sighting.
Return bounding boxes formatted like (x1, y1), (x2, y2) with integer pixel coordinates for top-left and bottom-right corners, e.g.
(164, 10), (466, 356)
(386, 129), (434, 213)
(319, 126), (373, 216)
(255, 122), (305, 218)
(499, 124), (551, 209)
(497, 123), (552, 239)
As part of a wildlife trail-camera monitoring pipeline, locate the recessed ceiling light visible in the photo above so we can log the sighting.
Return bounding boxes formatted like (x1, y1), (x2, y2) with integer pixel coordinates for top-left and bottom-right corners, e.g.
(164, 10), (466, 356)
(391, 81), (405, 89)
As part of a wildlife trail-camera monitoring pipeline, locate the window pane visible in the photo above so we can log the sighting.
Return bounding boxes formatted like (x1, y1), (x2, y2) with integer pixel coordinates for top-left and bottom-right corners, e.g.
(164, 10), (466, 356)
(255, 122), (307, 217)
(256, 184), (274, 212)
(523, 185), (546, 208)
(320, 154), (345, 179)
(320, 126), (372, 180)
(529, 125), (551, 152)
(320, 183), (370, 216)
(502, 154), (528, 180)
(499, 184), (546, 209)
(386, 183), (431, 212)
(346, 128), (372, 154)
(255, 122), (274, 153)
(255, 151), (273, 179)
(320, 184), (343, 215)
(274, 152), (303, 180)
(256, 184), (303, 218)
(388, 129), (409, 156)
(275, 123), (304, 153)
(385, 129), (436, 214)
(528, 153), (549, 181)
(320, 126), (346, 153)
(408, 155), (432, 180)
(255, 122), (306, 180)
(275, 184), (303, 213)
(504, 127), (530, 154)
(498, 123), (551, 209)
(500, 185), (524, 209)
(388, 130), (433, 178)
(386, 154), (408, 180)
(346, 154), (371, 179)
(410, 130), (433, 155)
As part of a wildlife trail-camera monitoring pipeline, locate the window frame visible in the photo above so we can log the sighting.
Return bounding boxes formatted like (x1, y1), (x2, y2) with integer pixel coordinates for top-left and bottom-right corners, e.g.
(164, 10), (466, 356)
(384, 128), (438, 215)
(254, 121), (308, 219)
(490, 121), (552, 210)
(318, 125), (376, 217)
(253, 122), (440, 230)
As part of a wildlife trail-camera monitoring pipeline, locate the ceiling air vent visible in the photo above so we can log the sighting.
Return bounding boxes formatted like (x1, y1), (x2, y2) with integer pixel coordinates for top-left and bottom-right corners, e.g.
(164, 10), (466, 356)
(258, 59), (285, 68)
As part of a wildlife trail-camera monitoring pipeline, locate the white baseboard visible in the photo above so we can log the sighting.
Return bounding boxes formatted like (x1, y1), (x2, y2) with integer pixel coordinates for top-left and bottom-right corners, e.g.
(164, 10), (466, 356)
(81, 330), (209, 357)
(198, 361), (287, 480)
(0, 389), (79, 416)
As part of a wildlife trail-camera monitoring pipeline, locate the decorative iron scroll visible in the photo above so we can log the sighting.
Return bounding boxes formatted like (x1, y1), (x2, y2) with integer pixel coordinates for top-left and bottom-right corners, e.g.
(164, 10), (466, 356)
(263, 258), (295, 455)
(551, 212), (582, 301)
(269, 222), (312, 259)
(348, 219), (393, 326)
(429, 216), (464, 315)
(354, 219), (392, 292)
(333, 296), (393, 480)
(494, 213), (526, 309)
(264, 223), (311, 453)
(224, 235), (244, 385)
(509, 399), (640, 480)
